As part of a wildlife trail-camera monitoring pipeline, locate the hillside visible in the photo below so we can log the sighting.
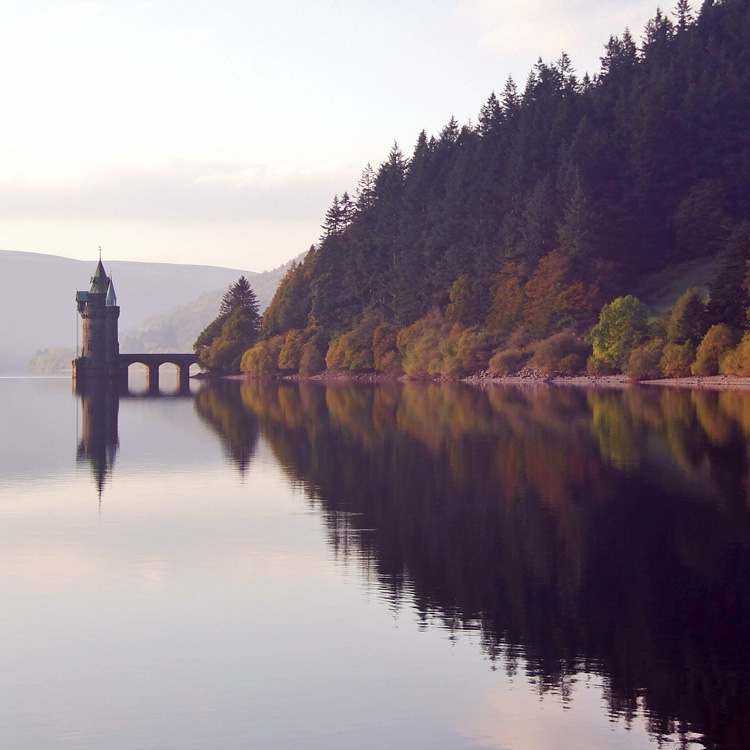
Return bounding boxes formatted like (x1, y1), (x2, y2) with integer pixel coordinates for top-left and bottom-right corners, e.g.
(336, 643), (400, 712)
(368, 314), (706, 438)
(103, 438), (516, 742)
(235, 0), (750, 380)
(118, 253), (304, 354)
(0, 249), (296, 373)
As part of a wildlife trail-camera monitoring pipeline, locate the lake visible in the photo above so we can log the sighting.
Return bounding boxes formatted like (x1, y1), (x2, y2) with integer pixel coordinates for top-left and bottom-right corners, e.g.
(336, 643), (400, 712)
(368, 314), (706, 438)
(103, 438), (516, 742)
(1, 375), (749, 750)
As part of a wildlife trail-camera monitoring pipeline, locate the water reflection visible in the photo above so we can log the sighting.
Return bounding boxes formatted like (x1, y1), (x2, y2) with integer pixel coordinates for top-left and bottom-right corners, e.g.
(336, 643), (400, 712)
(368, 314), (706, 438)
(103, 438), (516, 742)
(202, 379), (750, 750)
(194, 381), (260, 473)
(75, 377), (197, 494)
(75, 380), (121, 496)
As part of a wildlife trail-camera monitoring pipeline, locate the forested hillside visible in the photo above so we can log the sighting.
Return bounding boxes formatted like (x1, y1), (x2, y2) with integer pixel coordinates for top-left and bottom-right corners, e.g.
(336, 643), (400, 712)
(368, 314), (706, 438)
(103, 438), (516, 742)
(226, 0), (750, 379)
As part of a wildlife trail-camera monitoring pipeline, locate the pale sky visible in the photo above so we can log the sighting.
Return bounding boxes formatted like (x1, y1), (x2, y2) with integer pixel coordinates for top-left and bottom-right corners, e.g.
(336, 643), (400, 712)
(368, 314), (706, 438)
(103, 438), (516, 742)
(0, 0), (659, 272)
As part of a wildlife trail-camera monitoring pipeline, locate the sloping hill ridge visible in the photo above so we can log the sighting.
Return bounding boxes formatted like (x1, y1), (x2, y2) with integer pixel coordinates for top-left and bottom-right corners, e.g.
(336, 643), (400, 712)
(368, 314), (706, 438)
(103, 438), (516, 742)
(0, 248), (298, 373)
(119, 253), (305, 354)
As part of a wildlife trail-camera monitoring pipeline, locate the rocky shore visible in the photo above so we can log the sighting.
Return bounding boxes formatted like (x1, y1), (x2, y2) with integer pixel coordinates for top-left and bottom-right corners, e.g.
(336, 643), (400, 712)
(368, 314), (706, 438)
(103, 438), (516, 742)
(228, 368), (750, 391)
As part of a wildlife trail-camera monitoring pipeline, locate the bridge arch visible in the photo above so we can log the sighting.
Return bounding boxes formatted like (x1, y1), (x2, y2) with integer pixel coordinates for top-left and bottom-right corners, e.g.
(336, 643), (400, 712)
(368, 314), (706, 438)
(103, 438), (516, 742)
(119, 353), (199, 392)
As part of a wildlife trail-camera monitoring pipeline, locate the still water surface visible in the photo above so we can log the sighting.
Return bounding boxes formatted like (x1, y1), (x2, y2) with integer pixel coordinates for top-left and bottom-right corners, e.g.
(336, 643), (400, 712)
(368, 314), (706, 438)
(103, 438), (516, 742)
(1, 375), (749, 749)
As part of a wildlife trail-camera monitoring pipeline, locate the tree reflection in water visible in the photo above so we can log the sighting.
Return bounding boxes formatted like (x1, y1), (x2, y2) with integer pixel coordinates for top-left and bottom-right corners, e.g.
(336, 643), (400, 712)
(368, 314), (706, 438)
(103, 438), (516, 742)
(195, 381), (260, 473)
(201, 379), (750, 749)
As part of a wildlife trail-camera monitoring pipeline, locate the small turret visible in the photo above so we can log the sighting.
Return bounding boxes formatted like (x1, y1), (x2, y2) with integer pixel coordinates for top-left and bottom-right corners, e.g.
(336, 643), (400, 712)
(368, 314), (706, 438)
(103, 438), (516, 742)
(106, 278), (117, 307)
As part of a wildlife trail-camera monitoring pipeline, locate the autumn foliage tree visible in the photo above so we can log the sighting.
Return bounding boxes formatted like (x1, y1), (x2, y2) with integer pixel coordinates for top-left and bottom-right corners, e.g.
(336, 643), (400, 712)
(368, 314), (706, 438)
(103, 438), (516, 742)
(486, 263), (525, 335)
(522, 250), (601, 339)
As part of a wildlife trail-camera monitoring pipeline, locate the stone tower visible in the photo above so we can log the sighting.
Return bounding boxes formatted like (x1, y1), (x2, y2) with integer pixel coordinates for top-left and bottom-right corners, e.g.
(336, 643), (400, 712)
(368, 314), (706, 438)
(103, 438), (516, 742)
(72, 259), (121, 380)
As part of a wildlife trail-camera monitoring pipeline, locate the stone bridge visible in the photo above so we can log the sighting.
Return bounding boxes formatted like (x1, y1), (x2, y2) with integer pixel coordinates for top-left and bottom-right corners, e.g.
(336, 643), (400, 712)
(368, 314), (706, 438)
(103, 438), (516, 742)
(119, 353), (199, 392)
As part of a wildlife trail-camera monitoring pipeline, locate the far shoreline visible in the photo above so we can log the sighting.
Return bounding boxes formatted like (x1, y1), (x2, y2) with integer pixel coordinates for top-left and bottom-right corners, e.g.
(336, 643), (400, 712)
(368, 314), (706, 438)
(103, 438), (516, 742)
(227, 370), (750, 391)
(30, 367), (750, 391)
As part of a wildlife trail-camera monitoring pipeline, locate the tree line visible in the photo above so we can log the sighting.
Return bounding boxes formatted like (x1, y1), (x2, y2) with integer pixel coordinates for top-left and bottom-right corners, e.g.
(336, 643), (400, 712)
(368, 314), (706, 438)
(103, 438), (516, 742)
(198, 0), (750, 379)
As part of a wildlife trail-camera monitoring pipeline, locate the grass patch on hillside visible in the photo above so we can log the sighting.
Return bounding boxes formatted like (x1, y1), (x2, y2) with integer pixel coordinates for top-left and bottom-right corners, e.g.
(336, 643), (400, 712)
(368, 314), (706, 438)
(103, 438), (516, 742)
(634, 256), (718, 318)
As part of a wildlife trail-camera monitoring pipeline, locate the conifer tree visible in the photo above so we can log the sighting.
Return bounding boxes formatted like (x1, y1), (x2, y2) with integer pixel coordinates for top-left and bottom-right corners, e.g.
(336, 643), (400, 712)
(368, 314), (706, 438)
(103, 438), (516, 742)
(195, 276), (261, 374)
(675, 0), (694, 30)
(501, 76), (520, 119)
(708, 222), (750, 329)
(219, 276), (260, 318)
(354, 164), (376, 212)
(477, 92), (501, 135)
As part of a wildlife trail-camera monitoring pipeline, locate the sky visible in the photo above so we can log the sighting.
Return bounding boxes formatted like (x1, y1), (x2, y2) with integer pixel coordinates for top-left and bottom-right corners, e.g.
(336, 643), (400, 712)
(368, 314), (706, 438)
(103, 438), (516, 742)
(0, 0), (661, 272)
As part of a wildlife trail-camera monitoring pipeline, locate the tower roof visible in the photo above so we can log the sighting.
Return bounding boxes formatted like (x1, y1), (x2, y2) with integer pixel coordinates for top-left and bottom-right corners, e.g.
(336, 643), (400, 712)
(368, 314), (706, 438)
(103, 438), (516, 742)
(89, 259), (109, 294)
(106, 278), (117, 306)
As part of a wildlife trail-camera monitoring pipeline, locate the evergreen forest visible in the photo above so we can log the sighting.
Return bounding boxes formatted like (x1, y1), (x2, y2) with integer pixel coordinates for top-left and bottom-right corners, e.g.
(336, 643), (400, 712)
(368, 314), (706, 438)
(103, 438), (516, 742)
(200, 0), (750, 380)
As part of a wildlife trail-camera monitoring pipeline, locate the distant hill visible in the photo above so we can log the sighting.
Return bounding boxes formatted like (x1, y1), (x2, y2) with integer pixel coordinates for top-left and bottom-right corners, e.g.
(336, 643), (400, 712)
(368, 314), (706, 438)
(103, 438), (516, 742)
(118, 253), (305, 354)
(0, 248), (300, 373)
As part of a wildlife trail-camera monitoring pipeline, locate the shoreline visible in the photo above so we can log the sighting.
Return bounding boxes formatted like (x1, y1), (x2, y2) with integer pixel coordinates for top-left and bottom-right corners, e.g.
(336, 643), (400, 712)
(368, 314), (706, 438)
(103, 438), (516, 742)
(37, 368), (750, 392)
(229, 370), (750, 391)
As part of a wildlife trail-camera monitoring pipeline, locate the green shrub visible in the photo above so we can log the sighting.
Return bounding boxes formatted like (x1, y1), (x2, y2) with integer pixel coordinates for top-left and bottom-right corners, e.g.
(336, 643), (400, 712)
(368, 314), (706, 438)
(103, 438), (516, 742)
(488, 348), (531, 376)
(587, 355), (614, 375)
(588, 295), (650, 372)
(624, 339), (664, 381)
(299, 340), (326, 375)
(660, 342), (695, 378)
(455, 329), (494, 373)
(372, 323), (402, 375)
(200, 307), (261, 374)
(325, 334), (346, 370)
(528, 332), (591, 375)
(720, 333), (750, 376)
(326, 314), (381, 372)
(666, 289), (708, 345)
(277, 329), (305, 372)
(240, 338), (280, 378)
(436, 334), (460, 377)
(397, 309), (447, 378)
(692, 324), (734, 376)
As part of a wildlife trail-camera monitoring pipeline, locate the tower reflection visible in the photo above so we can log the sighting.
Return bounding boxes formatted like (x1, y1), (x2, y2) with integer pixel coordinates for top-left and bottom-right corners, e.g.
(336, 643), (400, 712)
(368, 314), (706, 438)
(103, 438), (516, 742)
(75, 378), (196, 494)
(75, 380), (120, 496)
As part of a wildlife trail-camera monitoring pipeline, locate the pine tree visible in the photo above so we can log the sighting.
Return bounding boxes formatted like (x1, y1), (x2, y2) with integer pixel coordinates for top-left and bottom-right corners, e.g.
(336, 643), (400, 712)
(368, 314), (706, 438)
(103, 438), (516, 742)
(321, 195), (346, 239)
(643, 8), (675, 53)
(708, 222), (750, 329)
(600, 29), (638, 78)
(675, 0), (694, 31)
(501, 76), (520, 119)
(557, 166), (595, 261)
(219, 276), (260, 317)
(477, 92), (501, 136)
(195, 277), (261, 373)
(354, 164), (376, 212)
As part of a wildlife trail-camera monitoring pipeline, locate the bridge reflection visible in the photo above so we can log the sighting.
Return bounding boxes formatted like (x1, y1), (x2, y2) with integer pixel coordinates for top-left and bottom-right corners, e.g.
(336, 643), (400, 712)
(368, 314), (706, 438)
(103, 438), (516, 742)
(119, 353), (198, 392)
(75, 377), (198, 495)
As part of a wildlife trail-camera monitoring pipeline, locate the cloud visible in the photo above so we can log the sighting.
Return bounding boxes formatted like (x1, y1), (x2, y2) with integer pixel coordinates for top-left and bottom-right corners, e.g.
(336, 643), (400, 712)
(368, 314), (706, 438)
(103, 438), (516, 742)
(452, 0), (658, 74)
(0, 1), (665, 271)
(0, 162), (351, 224)
(0, 159), (360, 269)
